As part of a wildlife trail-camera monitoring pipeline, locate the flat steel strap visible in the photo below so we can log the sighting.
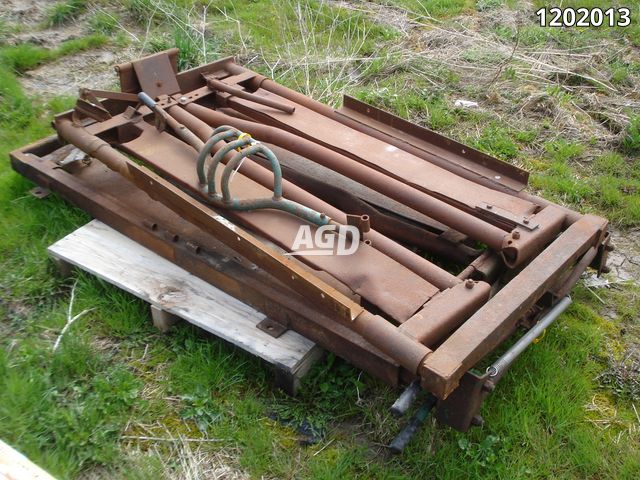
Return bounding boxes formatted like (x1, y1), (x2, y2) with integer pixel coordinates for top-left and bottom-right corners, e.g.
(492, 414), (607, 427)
(337, 95), (529, 192)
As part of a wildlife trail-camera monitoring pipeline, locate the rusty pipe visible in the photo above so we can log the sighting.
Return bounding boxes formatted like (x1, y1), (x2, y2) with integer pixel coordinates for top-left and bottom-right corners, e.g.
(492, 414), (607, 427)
(352, 311), (432, 373)
(207, 77), (295, 114)
(183, 103), (509, 252)
(169, 104), (461, 290)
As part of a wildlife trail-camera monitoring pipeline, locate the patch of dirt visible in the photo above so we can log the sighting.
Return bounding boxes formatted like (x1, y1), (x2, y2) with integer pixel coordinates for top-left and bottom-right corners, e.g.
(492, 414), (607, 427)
(0, 0), (48, 25)
(607, 228), (640, 283)
(21, 47), (139, 97)
(0, 0), (85, 49)
(1, 1), (141, 97)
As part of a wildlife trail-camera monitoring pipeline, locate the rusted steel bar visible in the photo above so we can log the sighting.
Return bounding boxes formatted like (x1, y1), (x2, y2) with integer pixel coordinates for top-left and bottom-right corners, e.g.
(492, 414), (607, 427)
(500, 205), (566, 268)
(169, 105), (461, 290)
(225, 67), (528, 194)
(139, 92), (202, 150)
(207, 77), (295, 114)
(455, 251), (503, 283)
(420, 214), (608, 398)
(351, 312), (432, 373)
(551, 246), (598, 298)
(273, 162), (480, 263)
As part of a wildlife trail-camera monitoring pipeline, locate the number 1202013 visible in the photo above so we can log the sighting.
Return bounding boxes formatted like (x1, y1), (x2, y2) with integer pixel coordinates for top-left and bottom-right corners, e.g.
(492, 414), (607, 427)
(536, 7), (631, 27)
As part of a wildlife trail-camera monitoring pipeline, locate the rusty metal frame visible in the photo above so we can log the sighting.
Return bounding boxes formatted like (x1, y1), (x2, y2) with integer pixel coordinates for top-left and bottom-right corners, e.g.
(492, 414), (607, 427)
(9, 49), (610, 435)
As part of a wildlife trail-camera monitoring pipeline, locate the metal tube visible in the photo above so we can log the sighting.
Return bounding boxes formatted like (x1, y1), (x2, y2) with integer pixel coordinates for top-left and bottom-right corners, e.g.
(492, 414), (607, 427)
(389, 395), (437, 454)
(207, 138), (252, 195)
(351, 312), (432, 373)
(208, 77), (296, 114)
(197, 127), (240, 185)
(138, 92), (203, 151)
(487, 296), (572, 380)
(169, 105), (461, 290)
(390, 380), (421, 418)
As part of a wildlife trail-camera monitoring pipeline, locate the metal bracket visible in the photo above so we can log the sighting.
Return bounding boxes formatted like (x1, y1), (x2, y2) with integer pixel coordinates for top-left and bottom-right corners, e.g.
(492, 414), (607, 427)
(131, 52), (181, 99)
(257, 317), (289, 338)
(476, 202), (539, 231)
(29, 186), (50, 199)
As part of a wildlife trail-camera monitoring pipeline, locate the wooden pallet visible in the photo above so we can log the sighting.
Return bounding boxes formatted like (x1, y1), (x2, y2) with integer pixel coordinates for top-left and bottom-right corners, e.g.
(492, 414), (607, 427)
(48, 220), (322, 394)
(0, 439), (56, 480)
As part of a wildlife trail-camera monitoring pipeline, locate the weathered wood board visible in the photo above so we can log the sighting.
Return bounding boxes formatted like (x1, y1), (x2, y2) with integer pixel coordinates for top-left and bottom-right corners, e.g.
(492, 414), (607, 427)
(48, 220), (321, 391)
(0, 439), (56, 480)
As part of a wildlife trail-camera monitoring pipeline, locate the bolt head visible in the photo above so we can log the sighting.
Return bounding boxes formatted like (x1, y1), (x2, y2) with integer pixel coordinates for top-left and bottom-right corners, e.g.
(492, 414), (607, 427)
(482, 380), (495, 393)
(512, 230), (521, 240)
(471, 415), (484, 427)
(465, 279), (474, 289)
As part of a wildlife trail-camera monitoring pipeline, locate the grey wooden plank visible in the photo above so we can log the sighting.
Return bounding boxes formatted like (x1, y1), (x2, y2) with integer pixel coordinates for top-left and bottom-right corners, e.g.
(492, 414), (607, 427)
(47, 220), (316, 370)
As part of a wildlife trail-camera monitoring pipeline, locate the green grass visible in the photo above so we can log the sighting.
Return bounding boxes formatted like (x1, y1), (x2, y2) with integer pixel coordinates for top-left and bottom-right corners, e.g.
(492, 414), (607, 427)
(88, 11), (119, 35)
(1, 0), (640, 478)
(0, 34), (108, 73)
(46, 0), (88, 27)
(378, 0), (476, 18)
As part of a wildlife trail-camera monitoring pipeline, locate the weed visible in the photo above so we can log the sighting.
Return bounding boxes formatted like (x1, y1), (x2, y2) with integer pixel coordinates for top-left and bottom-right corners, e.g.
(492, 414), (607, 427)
(476, 0), (503, 11)
(88, 11), (119, 35)
(0, 19), (10, 45)
(56, 34), (108, 57)
(597, 349), (640, 401)
(471, 124), (520, 160)
(124, 0), (156, 24)
(46, 0), (87, 27)
(0, 44), (52, 73)
(621, 114), (640, 153)
(457, 435), (502, 467)
(392, 0), (474, 18)
(544, 139), (584, 162)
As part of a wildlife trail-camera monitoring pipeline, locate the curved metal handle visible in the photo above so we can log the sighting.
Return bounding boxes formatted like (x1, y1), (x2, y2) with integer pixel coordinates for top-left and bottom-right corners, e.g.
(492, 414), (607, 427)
(196, 127), (331, 226)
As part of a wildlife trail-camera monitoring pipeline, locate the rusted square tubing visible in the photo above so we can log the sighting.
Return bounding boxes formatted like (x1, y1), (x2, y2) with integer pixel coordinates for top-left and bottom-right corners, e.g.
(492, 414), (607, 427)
(399, 280), (491, 347)
(419, 214), (608, 399)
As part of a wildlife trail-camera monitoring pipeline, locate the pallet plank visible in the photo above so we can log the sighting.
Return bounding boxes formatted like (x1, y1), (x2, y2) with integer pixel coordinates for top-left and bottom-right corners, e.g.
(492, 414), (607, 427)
(48, 220), (317, 371)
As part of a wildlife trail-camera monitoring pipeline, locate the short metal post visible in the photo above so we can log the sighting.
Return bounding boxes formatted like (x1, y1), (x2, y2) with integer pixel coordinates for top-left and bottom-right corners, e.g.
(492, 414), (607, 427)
(389, 395), (437, 454)
(390, 380), (421, 417)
